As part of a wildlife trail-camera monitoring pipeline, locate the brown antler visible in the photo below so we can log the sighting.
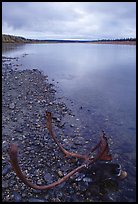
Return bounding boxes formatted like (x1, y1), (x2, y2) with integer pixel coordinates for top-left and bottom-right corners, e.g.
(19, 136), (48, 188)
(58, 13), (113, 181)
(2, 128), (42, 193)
(8, 112), (112, 190)
(46, 112), (112, 161)
(46, 111), (89, 160)
(97, 131), (112, 161)
(8, 143), (87, 190)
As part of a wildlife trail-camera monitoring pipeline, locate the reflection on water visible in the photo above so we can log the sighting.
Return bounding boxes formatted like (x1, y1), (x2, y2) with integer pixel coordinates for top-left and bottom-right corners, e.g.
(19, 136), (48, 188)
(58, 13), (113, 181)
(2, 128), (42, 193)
(2, 43), (136, 201)
(2, 43), (27, 54)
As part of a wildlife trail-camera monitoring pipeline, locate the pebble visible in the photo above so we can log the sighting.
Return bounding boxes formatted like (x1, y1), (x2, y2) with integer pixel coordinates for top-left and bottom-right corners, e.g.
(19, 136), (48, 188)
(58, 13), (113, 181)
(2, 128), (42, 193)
(2, 180), (9, 189)
(57, 170), (64, 177)
(14, 127), (23, 133)
(83, 177), (93, 183)
(13, 192), (22, 202)
(9, 102), (15, 109)
(28, 198), (45, 202)
(44, 172), (54, 183)
(74, 139), (84, 145)
(2, 165), (11, 176)
(75, 173), (85, 181)
(118, 171), (127, 180)
(37, 180), (43, 185)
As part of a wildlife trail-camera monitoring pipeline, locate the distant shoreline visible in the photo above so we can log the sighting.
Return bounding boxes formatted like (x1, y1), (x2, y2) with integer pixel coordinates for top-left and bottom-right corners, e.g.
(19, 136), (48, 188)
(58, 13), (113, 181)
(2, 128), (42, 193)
(2, 34), (136, 45)
(88, 40), (136, 45)
(2, 40), (136, 45)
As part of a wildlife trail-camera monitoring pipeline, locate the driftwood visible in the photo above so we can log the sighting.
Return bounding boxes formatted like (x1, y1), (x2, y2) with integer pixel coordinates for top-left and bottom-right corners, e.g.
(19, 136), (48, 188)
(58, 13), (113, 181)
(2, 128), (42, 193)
(8, 111), (114, 190)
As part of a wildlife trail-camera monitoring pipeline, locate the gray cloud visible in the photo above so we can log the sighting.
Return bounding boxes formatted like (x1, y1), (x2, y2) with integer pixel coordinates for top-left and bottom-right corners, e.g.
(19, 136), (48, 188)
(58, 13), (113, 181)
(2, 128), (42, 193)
(2, 2), (136, 40)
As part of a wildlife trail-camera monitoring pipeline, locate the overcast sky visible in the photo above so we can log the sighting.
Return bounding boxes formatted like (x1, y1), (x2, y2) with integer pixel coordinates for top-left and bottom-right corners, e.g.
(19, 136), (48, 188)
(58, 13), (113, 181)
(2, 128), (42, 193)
(2, 2), (136, 40)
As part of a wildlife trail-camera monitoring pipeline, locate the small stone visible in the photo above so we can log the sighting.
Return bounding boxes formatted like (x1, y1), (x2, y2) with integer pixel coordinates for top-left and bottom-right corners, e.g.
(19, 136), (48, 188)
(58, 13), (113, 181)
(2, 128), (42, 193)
(9, 180), (16, 187)
(26, 147), (32, 151)
(9, 102), (15, 109)
(83, 177), (93, 183)
(25, 151), (29, 154)
(36, 124), (41, 128)
(118, 171), (127, 180)
(15, 127), (23, 133)
(75, 173), (85, 181)
(2, 140), (8, 148)
(2, 180), (8, 188)
(28, 198), (45, 202)
(44, 172), (54, 183)
(13, 192), (22, 202)
(56, 117), (61, 122)
(57, 170), (64, 177)
(74, 138), (84, 145)
(21, 193), (26, 198)
(2, 165), (11, 176)
(37, 180), (42, 185)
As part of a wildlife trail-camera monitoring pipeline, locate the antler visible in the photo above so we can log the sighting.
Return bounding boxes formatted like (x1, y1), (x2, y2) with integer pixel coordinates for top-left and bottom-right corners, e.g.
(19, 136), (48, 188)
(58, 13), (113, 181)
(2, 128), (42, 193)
(8, 112), (112, 190)
(46, 111), (89, 160)
(8, 143), (87, 190)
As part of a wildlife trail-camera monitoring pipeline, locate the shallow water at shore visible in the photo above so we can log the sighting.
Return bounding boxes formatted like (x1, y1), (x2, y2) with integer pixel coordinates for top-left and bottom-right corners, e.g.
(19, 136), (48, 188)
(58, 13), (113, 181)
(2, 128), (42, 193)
(2, 43), (136, 202)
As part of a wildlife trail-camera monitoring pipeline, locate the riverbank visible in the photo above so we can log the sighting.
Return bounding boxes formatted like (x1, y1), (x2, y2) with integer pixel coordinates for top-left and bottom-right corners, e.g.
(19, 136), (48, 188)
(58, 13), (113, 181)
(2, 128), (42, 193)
(2, 57), (79, 202)
(2, 57), (104, 202)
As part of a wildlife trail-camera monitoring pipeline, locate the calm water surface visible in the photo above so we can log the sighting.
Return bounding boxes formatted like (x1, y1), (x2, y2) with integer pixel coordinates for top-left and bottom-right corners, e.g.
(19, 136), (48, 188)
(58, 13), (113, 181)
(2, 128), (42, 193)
(2, 43), (136, 201)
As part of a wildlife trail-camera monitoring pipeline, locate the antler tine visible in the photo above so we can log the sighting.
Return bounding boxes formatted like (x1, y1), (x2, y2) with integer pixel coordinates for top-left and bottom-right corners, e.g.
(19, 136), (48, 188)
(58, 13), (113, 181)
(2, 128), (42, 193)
(46, 111), (89, 160)
(89, 130), (105, 153)
(8, 143), (87, 190)
(88, 130), (112, 162)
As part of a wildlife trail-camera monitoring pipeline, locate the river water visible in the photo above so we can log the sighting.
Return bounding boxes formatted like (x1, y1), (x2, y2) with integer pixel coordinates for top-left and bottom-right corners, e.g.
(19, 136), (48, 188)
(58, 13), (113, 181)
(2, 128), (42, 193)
(2, 43), (136, 201)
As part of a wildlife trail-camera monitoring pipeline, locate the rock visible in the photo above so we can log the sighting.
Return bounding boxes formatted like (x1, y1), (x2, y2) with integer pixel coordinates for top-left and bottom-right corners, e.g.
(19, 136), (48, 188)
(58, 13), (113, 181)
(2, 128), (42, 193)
(118, 171), (127, 180)
(83, 177), (93, 183)
(2, 165), (11, 176)
(2, 140), (8, 148)
(14, 127), (23, 133)
(44, 172), (54, 183)
(2, 180), (9, 188)
(37, 180), (43, 185)
(9, 102), (15, 109)
(75, 173), (85, 181)
(28, 198), (45, 202)
(13, 192), (22, 202)
(9, 180), (16, 187)
(74, 138), (84, 145)
(57, 170), (64, 177)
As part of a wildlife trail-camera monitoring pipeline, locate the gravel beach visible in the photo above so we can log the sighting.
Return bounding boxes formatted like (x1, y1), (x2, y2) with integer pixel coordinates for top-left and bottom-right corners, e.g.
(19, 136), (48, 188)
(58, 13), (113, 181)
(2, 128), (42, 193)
(2, 57), (126, 202)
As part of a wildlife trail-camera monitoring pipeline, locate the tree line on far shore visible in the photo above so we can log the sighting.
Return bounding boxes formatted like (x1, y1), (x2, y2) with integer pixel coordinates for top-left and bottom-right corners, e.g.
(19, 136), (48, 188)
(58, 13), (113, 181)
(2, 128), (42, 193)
(2, 34), (136, 43)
